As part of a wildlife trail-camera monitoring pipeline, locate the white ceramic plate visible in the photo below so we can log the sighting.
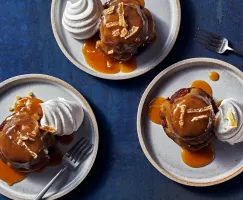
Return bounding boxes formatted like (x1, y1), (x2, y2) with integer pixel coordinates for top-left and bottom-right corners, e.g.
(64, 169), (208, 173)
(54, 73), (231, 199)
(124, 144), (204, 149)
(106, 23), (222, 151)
(137, 58), (243, 186)
(51, 0), (181, 80)
(0, 74), (99, 199)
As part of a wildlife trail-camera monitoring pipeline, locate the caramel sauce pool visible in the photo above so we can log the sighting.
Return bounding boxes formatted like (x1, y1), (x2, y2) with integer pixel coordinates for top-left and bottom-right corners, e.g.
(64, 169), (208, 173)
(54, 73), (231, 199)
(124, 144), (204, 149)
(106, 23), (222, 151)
(209, 72), (220, 81)
(0, 160), (27, 186)
(83, 39), (137, 74)
(181, 144), (215, 168)
(148, 97), (165, 124)
(191, 80), (213, 96)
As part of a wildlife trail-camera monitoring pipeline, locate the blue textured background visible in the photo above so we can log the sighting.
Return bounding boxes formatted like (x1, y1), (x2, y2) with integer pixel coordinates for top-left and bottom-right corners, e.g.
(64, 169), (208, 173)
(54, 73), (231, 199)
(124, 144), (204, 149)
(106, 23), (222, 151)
(0, 0), (243, 199)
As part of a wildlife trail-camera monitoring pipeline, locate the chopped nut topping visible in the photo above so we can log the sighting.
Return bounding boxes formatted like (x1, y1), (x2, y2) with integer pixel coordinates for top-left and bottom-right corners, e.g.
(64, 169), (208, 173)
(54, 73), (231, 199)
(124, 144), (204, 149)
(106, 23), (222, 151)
(125, 26), (139, 39)
(187, 105), (212, 113)
(19, 135), (29, 141)
(16, 139), (38, 159)
(118, 2), (126, 27)
(191, 115), (208, 122)
(28, 91), (33, 97)
(112, 29), (120, 37)
(103, 6), (115, 15)
(40, 125), (56, 133)
(8, 107), (14, 112)
(106, 21), (119, 28)
(179, 105), (186, 128)
(120, 27), (128, 38)
(108, 50), (114, 55)
(107, 61), (112, 68)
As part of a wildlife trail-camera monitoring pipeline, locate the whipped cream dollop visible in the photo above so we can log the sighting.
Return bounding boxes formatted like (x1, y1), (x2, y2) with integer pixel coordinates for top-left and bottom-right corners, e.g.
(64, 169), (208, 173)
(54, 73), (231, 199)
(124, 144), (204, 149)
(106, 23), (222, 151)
(40, 98), (84, 136)
(214, 98), (243, 145)
(62, 0), (103, 40)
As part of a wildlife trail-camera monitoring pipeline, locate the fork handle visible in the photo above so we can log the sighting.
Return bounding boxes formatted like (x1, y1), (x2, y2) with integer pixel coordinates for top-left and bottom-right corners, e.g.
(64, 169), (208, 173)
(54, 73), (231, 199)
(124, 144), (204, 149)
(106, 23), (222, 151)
(232, 48), (243, 57)
(33, 167), (67, 200)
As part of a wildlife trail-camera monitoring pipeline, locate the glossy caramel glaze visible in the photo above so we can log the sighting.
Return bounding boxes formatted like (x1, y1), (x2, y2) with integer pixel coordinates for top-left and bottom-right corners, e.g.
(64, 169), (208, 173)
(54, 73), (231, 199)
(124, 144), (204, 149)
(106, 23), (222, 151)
(181, 144), (215, 168)
(0, 159), (27, 186)
(83, 38), (137, 74)
(209, 72), (220, 81)
(170, 94), (211, 138)
(148, 97), (165, 124)
(191, 80), (213, 96)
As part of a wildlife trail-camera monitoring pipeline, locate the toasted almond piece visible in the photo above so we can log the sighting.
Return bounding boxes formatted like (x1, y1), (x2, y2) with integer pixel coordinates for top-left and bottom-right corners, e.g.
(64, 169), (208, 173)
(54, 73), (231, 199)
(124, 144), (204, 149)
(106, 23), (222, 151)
(28, 91), (33, 97)
(16, 139), (38, 159)
(107, 61), (112, 68)
(191, 115), (208, 122)
(125, 26), (139, 39)
(227, 111), (237, 127)
(108, 50), (114, 55)
(8, 107), (14, 112)
(187, 105), (212, 113)
(40, 125), (57, 133)
(118, 2), (126, 27)
(106, 21), (119, 28)
(103, 6), (115, 15)
(19, 135), (29, 141)
(112, 29), (120, 37)
(120, 27), (128, 38)
(179, 105), (186, 128)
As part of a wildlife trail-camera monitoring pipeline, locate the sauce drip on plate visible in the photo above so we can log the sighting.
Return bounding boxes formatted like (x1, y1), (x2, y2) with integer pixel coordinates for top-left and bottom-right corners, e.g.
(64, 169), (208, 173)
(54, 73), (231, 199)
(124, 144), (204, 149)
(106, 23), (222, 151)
(191, 80), (213, 96)
(209, 72), (220, 81)
(0, 160), (27, 186)
(148, 97), (165, 124)
(82, 38), (137, 74)
(181, 144), (215, 168)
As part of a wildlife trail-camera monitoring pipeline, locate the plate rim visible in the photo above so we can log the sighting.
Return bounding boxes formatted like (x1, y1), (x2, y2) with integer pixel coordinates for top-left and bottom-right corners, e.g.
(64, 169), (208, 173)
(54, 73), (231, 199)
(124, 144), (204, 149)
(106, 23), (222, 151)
(0, 74), (99, 199)
(51, 0), (181, 80)
(137, 58), (243, 187)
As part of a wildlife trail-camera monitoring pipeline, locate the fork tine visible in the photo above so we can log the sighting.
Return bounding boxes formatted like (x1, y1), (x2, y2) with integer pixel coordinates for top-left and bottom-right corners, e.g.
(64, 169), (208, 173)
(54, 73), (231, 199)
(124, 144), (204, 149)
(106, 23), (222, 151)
(194, 35), (221, 48)
(195, 31), (222, 46)
(194, 38), (220, 52)
(74, 144), (93, 164)
(71, 139), (89, 161)
(197, 28), (223, 40)
(66, 137), (86, 158)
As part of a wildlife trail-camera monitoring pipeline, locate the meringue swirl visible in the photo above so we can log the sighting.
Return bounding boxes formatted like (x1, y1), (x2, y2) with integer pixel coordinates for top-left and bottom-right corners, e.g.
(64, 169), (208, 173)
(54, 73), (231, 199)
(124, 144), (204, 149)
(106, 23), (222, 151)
(62, 0), (103, 40)
(214, 98), (243, 145)
(40, 98), (84, 136)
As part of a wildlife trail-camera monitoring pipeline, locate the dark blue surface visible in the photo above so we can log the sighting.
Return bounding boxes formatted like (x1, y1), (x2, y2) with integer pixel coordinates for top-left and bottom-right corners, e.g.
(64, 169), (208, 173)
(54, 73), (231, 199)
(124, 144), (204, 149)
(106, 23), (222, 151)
(0, 0), (243, 199)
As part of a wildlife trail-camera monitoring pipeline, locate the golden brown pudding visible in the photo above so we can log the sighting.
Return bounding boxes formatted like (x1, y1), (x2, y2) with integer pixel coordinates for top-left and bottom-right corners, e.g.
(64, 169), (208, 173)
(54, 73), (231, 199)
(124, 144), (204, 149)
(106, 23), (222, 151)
(0, 97), (55, 172)
(97, 0), (156, 61)
(160, 88), (218, 151)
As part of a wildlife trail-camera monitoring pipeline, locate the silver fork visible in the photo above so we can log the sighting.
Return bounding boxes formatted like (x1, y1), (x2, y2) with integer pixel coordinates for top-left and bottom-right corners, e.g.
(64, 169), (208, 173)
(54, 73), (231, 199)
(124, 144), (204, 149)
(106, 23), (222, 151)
(34, 137), (93, 200)
(195, 28), (243, 57)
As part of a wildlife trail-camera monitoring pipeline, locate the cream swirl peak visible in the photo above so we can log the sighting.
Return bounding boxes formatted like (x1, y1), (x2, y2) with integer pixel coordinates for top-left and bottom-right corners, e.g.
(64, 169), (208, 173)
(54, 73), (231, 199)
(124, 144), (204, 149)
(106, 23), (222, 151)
(214, 98), (243, 145)
(62, 0), (103, 40)
(40, 98), (84, 136)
